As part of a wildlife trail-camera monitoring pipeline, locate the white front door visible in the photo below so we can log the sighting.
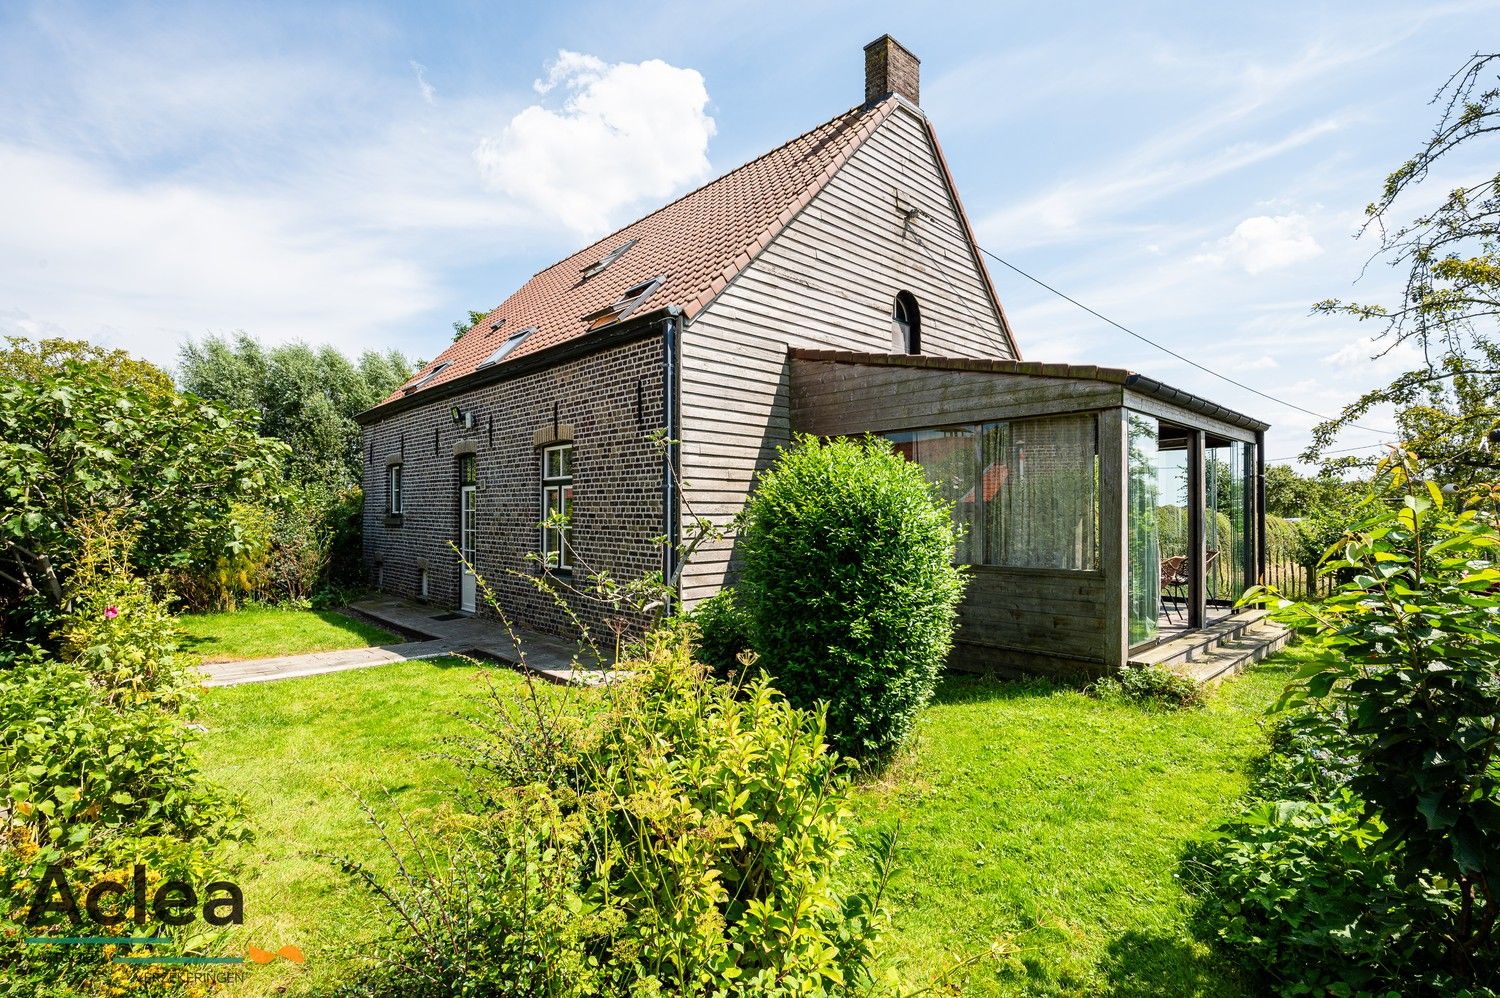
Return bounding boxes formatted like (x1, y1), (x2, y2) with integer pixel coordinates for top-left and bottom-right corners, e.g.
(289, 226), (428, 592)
(459, 483), (477, 613)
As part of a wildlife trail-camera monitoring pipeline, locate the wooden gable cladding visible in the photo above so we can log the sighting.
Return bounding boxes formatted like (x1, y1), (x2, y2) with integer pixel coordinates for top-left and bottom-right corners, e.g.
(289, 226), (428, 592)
(789, 356), (1123, 437)
(676, 102), (1016, 606)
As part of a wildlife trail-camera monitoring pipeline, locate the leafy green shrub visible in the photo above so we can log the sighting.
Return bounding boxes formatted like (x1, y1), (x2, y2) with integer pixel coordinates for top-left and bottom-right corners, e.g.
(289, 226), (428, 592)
(0, 527), (245, 995)
(175, 485), (366, 611)
(341, 624), (888, 997)
(59, 520), (194, 706)
(332, 797), (607, 998)
(0, 337), (286, 632)
(1186, 795), (1458, 995)
(0, 654), (240, 866)
(1252, 453), (1500, 978)
(688, 587), (751, 676)
(737, 435), (967, 760)
(1249, 704), (1363, 803)
(1186, 707), (1471, 995)
(320, 486), (366, 589)
(1186, 699), (1468, 994)
(1190, 454), (1500, 994)
(1090, 664), (1204, 710)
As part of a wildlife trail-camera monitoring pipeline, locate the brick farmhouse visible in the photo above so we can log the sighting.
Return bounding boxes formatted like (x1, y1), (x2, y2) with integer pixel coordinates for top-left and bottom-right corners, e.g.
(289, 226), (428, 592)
(356, 36), (1275, 677)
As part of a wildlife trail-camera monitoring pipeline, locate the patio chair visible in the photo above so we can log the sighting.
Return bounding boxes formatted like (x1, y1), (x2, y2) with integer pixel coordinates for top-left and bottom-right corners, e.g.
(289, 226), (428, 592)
(1160, 556), (1188, 622)
(1204, 548), (1221, 603)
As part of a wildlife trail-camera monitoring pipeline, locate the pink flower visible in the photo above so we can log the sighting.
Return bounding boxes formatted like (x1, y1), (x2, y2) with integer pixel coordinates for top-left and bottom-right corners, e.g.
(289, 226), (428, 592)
(103, 606), (118, 620)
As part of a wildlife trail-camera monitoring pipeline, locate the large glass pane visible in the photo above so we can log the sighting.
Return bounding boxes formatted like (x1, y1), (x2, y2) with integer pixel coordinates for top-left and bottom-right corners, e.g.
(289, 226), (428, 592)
(978, 414), (1098, 570)
(1155, 428), (1191, 621)
(1204, 437), (1254, 612)
(887, 428), (976, 562)
(1127, 413), (1161, 646)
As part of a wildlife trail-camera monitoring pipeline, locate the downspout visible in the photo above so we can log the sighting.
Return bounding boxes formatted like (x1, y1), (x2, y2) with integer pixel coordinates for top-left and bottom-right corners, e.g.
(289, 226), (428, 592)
(661, 309), (682, 600)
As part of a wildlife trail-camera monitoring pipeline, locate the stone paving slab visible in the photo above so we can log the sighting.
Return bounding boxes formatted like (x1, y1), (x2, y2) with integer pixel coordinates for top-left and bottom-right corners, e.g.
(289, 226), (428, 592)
(201, 597), (625, 689)
(200, 638), (460, 687)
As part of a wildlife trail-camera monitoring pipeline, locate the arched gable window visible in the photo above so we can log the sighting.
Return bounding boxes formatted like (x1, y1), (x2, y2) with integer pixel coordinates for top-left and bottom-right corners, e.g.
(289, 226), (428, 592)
(892, 291), (921, 354)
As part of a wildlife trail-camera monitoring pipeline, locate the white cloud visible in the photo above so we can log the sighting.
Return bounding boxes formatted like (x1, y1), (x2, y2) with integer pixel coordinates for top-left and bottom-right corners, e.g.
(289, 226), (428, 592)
(1197, 213), (1323, 274)
(0, 28), (721, 367)
(1235, 353), (1280, 370)
(1324, 333), (1423, 377)
(410, 61), (436, 104)
(979, 118), (1345, 251)
(473, 50), (716, 236)
(0, 144), (433, 366)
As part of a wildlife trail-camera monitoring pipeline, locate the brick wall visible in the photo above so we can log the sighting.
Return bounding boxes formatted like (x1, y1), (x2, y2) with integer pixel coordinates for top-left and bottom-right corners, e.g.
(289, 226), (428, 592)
(361, 334), (667, 642)
(863, 35), (920, 105)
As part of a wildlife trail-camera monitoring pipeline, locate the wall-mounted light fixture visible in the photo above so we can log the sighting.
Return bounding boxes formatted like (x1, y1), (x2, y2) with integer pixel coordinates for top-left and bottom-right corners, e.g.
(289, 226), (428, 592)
(450, 405), (476, 430)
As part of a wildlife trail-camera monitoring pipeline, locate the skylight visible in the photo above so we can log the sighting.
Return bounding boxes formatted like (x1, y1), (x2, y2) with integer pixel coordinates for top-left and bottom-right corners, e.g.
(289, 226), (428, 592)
(579, 238), (638, 279)
(402, 361), (450, 394)
(477, 326), (537, 368)
(581, 276), (666, 331)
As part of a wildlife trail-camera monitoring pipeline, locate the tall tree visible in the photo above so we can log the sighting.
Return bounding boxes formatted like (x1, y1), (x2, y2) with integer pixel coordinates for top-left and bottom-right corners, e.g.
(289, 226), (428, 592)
(1311, 54), (1500, 490)
(0, 336), (175, 395)
(177, 333), (415, 492)
(0, 339), (284, 618)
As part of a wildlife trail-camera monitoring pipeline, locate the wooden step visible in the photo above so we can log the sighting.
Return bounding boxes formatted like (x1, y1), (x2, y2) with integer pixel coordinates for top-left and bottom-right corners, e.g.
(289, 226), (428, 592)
(1130, 609), (1273, 670)
(1165, 623), (1291, 684)
(1128, 609), (1291, 685)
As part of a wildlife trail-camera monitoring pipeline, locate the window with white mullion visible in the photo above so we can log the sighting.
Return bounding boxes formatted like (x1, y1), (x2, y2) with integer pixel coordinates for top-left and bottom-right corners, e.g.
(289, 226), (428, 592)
(388, 464), (403, 515)
(540, 444), (574, 569)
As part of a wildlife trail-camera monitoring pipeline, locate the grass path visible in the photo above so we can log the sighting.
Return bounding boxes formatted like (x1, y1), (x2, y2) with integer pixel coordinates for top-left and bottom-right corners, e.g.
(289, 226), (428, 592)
(195, 657), (521, 996)
(179, 606), (396, 663)
(846, 656), (1296, 995)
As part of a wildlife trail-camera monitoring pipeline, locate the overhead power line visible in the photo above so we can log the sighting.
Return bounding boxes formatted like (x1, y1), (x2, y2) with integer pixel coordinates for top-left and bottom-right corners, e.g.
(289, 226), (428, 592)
(1266, 441), (1392, 464)
(974, 245), (1397, 437)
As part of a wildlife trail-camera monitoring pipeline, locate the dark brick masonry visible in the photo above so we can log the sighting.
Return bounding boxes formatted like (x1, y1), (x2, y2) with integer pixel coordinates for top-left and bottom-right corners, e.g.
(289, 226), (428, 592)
(361, 334), (666, 641)
(864, 34), (920, 106)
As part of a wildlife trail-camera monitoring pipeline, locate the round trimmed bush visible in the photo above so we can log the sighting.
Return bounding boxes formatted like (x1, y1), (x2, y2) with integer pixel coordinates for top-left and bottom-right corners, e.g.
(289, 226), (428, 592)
(689, 587), (751, 677)
(738, 434), (967, 759)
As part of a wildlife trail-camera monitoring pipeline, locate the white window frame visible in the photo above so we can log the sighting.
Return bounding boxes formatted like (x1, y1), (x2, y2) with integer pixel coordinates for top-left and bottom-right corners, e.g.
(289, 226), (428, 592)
(477, 326), (537, 368)
(401, 361), (451, 395)
(388, 464), (403, 515)
(893, 291), (921, 354)
(580, 275), (665, 330)
(540, 444), (573, 570)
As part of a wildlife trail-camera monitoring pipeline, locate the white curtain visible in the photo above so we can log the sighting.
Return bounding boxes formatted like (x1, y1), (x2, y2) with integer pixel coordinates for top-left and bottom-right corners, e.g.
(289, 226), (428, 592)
(980, 414), (1098, 570)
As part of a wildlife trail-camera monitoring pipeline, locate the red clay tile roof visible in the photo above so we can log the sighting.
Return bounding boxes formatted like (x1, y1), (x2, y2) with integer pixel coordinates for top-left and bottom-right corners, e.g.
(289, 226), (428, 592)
(384, 98), (897, 404)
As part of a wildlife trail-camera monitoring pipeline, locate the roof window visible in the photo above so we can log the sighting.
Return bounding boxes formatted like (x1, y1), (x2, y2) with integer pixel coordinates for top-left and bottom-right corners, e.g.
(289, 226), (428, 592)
(477, 326), (537, 368)
(581, 275), (665, 331)
(579, 238), (638, 279)
(402, 361), (450, 395)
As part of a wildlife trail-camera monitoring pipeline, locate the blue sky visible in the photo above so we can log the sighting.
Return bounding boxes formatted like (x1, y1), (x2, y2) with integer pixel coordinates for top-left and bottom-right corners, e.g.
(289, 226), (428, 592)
(2, 0), (1495, 466)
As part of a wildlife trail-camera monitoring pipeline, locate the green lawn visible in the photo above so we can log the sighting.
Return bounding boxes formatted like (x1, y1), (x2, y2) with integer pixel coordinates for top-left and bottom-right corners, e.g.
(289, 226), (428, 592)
(178, 606), (397, 663)
(195, 657), (527, 996)
(195, 651), (1296, 996)
(846, 657), (1297, 995)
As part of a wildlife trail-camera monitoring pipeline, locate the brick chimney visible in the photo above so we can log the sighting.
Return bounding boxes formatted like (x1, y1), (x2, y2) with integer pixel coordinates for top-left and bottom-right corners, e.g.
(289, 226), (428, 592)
(864, 34), (920, 106)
